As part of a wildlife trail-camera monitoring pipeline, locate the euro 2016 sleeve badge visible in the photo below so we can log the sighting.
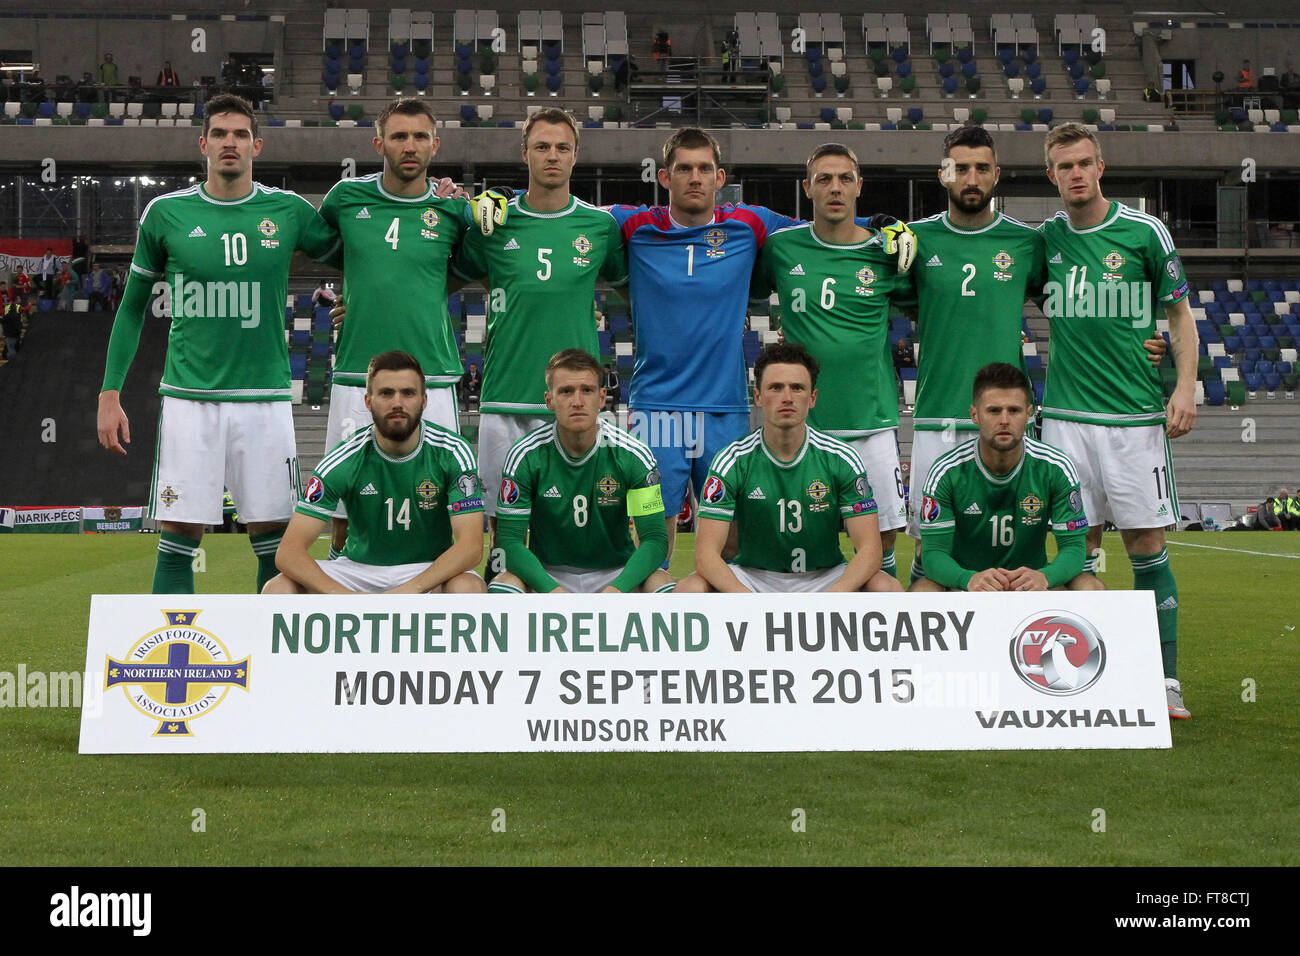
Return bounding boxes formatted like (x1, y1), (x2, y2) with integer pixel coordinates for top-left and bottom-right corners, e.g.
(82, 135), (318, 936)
(104, 610), (249, 737)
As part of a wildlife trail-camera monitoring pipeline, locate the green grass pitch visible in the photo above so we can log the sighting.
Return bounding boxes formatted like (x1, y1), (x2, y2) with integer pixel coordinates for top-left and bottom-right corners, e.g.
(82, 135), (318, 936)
(1, 531), (1296, 866)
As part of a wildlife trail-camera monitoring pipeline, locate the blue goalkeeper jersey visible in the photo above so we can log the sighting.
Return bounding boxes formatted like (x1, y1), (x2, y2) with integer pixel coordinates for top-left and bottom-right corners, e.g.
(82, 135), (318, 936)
(608, 203), (797, 413)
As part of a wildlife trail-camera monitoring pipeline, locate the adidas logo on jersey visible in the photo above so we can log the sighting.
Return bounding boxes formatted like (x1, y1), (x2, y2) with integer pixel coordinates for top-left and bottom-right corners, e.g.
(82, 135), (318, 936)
(188, 226), (206, 238)
(1049, 253), (1063, 264)
(789, 264), (805, 276)
(964, 502), (982, 515)
(356, 207), (371, 219)
(925, 254), (942, 267)
(543, 485), (561, 498)
(503, 237), (520, 251)
(359, 482), (378, 495)
(748, 487), (766, 500)
(1157, 596), (1179, 611)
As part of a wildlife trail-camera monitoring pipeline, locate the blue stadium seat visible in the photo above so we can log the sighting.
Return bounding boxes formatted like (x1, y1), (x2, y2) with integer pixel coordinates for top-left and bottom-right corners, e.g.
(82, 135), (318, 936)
(942, 76), (959, 95)
(314, 307), (332, 330)
(328, 103), (345, 121)
(289, 354), (308, 379)
(414, 73), (428, 92)
(1244, 347), (1262, 362)
(1259, 336), (1277, 349)
(460, 105), (478, 122)
(939, 62), (954, 78)
(1070, 61), (1086, 81)
(892, 47), (909, 64)
(907, 107), (923, 124)
(808, 59), (823, 78)
(1210, 278), (1228, 290)
(1213, 356), (1232, 370)
(1264, 372), (1282, 391)
(812, 75), (827, 94)
(1224, 336), (1242, 353)
(1205, 380), (1226, 405)
(1022, 47), (1037, 64)
(1026, 61), (1042, 79)
(998, 48), (1014, 67)
(896, 61), (912, 78)
(957, 46), (973, 64)
(1038, 108), (1053, 124)
(1031, 77), (1047, 95)
(1063, 49), (1079, 68)
(1074, 78), (1090, 97)
(1242, 336), (1259, 349)
(1033, 379), (1045, 404)
(1257, 360), (1275, 375)
(1238, 359), (1255, 375)
(1244, 372), (1263, 391)
(1277, 361), (1293, 375)
(962, 61), (977, 79)
(1004, 63), (1020, 79)
(900, 367), (918, 381)
(1025, 354), (1043, 370)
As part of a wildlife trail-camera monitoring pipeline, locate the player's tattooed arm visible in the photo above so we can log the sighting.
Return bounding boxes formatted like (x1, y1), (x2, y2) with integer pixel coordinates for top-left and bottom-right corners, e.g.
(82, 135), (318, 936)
(1164, 296), (1199, 438)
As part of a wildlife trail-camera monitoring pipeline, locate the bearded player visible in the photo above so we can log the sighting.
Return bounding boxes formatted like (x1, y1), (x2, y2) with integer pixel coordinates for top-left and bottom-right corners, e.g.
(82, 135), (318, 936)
(264, 350), (485, 594)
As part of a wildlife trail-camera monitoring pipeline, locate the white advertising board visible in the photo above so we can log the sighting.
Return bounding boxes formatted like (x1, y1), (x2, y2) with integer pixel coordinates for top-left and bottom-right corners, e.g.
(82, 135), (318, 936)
(79, 592), (1171, 753)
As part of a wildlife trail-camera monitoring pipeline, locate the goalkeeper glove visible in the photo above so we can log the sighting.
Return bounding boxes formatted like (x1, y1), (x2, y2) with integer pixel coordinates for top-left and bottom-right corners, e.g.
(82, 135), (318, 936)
(868, 214), (918, 275)
(471, 186), (514, 236)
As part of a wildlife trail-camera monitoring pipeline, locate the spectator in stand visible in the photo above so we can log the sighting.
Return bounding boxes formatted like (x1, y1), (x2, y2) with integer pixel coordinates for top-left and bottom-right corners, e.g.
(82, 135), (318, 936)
(310, 279), (336, 310)
(460, 362), (481, 411)
(37, 248), (57, 299)
(603, 362), (621, 410)
(88, 263), (111, 312)
(1238, 59), (1254, 93)
(56, 261), (77, 310)
(13, 270), (32, 312)
(893, 336), (915, 382)
(97, 53), (120, 87)
(1281, 64), (1300, 108)
(653, 31), (672, 62)
(2, 302), (21, 361)
(157, 61), (179, 86)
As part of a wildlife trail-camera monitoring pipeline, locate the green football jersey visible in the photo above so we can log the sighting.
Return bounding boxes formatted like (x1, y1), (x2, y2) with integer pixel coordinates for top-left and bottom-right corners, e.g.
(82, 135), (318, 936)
(755, 224), (903, 435)
(907, 212), (1045, 432)
(496, 419), (664, 569)
(298, 421), (483, 566)
(699, 426), (877, 572)
(919, 436), (1087, 577)
(129, 182), (340, 401)
(452, 195), (628, 415)
(1038, 202), (1190, 426)
(319, 174), (471, 389)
